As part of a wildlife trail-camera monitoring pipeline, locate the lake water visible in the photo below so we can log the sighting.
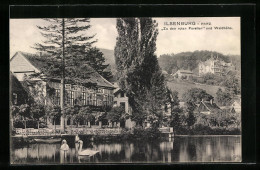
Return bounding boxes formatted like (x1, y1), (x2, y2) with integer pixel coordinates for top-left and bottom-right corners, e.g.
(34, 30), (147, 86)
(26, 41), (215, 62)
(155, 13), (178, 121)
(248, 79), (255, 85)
(11, 136), (241, 164)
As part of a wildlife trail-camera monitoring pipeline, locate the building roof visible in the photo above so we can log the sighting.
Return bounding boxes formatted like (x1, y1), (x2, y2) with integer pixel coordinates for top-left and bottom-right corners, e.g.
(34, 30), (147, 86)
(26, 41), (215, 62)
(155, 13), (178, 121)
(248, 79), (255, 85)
(201, 101), (220, 112)
(11, 51), (115, 89)
(177, 70), (193, 74)
(113, 83), (125, 95)
(10, 72), (26, 93)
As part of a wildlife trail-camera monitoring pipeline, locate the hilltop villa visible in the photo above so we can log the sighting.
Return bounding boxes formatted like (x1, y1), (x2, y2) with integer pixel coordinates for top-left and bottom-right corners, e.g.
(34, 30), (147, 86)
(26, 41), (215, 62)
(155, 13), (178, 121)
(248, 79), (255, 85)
(198, 54), (234, 76)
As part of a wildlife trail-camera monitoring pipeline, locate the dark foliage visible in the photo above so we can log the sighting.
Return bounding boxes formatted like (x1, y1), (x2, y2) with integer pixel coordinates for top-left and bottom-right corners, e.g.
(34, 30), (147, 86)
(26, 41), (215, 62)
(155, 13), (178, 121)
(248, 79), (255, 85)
(114, 18), (167, 125)
(158, 50), (236, 74)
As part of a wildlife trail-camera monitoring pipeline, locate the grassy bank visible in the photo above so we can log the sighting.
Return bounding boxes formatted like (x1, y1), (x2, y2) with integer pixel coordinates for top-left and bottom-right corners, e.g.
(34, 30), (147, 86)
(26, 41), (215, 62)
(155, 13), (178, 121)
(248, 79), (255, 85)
(167, 80), (224, 100)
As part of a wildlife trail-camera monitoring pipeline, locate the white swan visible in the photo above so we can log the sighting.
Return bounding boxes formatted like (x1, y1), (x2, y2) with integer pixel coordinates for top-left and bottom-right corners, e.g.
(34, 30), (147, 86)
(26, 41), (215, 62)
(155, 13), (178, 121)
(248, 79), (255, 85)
(77, 140), (99, 156)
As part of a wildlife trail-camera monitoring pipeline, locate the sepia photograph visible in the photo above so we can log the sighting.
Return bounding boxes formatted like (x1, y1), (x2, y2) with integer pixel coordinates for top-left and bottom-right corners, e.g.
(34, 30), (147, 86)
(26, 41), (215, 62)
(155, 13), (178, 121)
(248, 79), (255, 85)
(10, 17), (241, 164)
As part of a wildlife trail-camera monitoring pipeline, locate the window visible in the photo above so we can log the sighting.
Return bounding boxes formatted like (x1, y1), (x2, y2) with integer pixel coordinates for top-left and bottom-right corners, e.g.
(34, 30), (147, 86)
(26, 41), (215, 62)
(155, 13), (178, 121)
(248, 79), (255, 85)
(68, 91), (75, 106)
(65, 84), (71, 90)
(110, 96), (114, 104)
(114, 101), (117, 105)
(72, 85), (78, 91)
(93, 93), (97, 106)
(103, 95), (108, 106)
(120, 92), (125, 98)
(98, 88), (103, 93)
(82, 92), (86, 105)
(120, 102), (126, 110)
(87, 94), (91, 105)
(13, 93), (17, 105)
(55, 89), (60, 105)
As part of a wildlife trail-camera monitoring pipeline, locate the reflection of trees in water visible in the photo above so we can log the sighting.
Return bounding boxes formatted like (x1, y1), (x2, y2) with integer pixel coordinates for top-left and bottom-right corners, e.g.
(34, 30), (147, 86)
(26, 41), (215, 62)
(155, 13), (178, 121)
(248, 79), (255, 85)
(159, 141), (174, 162)
(179, 138), (195, 162)
(11, 136), (241, 163)
(92, 143), (125, 162)
(13, 144), (60, 163)
(130, 141), (162, 162)
(177, 136), (241, 162)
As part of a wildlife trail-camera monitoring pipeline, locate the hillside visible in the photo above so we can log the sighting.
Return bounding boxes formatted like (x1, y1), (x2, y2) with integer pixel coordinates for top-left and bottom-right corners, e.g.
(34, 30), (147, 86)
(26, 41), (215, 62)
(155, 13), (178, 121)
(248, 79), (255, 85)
(99, 48), (115, 65)
(167, 80), (224, 101)
(99, 48), (117, 81)
(158, 50), (240, 74)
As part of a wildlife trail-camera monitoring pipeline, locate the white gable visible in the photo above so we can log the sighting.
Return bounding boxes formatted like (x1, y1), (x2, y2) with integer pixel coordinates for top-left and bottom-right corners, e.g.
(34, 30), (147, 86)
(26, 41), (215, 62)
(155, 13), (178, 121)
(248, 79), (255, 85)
(10, 52), (40, 73)
(10, 52), (40, 81)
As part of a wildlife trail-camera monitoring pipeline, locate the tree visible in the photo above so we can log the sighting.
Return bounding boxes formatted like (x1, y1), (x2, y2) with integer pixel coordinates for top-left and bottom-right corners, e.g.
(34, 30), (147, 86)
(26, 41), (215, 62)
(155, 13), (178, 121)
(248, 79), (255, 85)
(31, 103), (46, 129)
(48, 106), (61, 133)
(167, 90), (183, 129)
(185, 101), (196, 128)
(106, 106), (125, 123)
(18, 104), (31, 129)
(34, 18), (96, 131)
(114, 18), (166, 126)
(80, 47), (113, 80)
(182, 88), (214, 105)
(74, 113), (85, 127)
(216, 88), (232, 106)
(223, 75), (240, 96)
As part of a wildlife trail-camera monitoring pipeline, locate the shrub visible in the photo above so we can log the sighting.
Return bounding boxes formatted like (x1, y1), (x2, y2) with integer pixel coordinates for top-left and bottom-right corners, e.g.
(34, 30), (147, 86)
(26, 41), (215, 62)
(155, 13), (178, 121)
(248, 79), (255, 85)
(122, 126), (160, 140)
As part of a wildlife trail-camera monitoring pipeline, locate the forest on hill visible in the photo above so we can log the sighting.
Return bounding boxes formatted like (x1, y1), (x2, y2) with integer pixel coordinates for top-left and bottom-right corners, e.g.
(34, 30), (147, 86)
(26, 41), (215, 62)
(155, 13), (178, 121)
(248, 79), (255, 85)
(158, 50), (241, 75)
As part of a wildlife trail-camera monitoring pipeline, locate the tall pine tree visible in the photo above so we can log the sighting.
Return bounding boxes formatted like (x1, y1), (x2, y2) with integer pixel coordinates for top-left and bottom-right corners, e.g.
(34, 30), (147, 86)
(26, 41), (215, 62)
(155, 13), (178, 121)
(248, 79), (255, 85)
(80, 47), (113, 80)
(34, 18), (96, 131)
(114, 18), (167, 126)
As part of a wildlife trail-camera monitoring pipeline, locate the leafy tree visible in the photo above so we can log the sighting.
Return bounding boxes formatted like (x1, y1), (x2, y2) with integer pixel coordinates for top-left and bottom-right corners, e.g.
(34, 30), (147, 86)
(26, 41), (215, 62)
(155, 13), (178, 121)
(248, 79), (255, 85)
(106, 106), (125, 122)
(182, 88), (214, 105)
(85, 113), (95, 124)
(48, 105), (61, 131)
(114, 18), (167, 126)
(223, 75), (240, 96)
(185, 102), (196, 128)
(30, 103), (46, 129)
(216, 88), (232, 106)
(167, 90), (183, 129)
(74, 113), (85, 127)
(34, 18), (96, 131)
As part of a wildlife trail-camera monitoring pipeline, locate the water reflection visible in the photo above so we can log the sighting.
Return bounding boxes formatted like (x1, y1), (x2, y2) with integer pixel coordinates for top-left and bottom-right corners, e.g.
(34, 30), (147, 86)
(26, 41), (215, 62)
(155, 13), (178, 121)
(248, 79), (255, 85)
(11, 136), (241, 164)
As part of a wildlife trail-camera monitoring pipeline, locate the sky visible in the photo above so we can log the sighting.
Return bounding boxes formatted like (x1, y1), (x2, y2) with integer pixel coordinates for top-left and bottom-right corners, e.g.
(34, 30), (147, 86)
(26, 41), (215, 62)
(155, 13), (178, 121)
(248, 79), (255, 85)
(10, 17), (240, 57)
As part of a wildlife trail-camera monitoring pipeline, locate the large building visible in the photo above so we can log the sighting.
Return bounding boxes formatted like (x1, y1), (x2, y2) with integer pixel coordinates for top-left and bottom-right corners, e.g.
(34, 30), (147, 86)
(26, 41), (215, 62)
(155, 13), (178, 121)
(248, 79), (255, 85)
(113, 84), (132, 114)
(172, 69), (193, 79)
(198, 54), (234, 76)
(10, 51), (115, 128)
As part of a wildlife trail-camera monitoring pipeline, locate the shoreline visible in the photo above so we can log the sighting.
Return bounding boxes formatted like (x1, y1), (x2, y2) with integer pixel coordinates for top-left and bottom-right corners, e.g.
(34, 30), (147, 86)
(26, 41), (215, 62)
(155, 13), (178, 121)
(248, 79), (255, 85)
(11, 134), (241, 138)
(175, 135), (241, 137)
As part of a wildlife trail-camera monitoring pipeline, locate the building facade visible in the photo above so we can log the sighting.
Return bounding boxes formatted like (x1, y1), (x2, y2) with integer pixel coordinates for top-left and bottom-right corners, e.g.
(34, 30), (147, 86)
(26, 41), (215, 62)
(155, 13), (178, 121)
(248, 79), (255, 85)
(198, 54), (234, 76)
(172, 69), (193, 79)
(10, 51), (115, 129)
